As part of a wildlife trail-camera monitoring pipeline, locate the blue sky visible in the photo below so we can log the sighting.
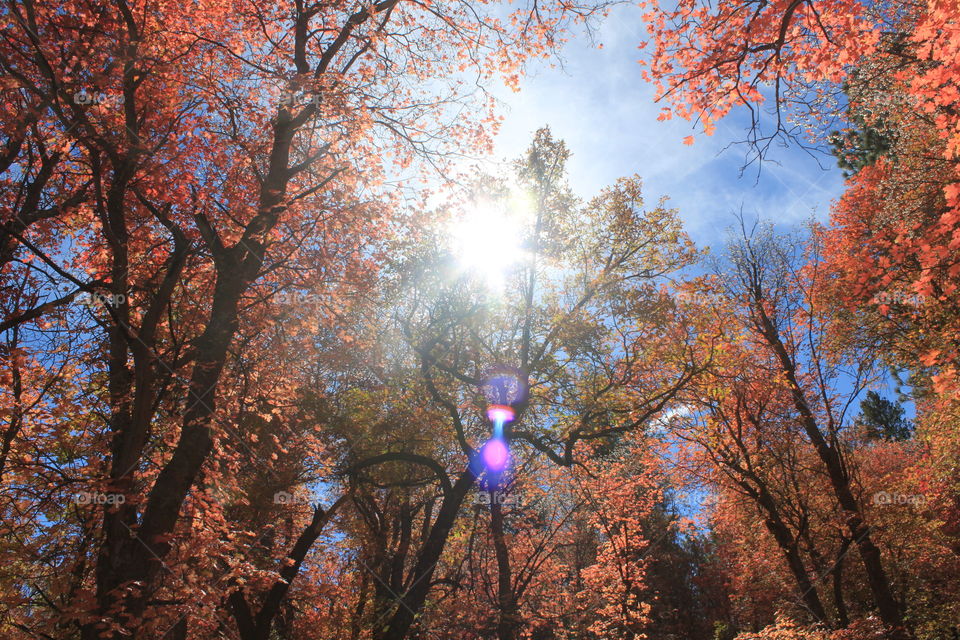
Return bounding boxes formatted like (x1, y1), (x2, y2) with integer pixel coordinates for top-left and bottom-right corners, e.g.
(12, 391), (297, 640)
(489, 4), (846, 250)
(485, 5), (913, 413)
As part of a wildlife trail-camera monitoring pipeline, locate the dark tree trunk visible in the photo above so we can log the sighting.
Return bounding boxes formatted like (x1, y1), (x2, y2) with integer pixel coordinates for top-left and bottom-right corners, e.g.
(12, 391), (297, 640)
(491, 496), (521, 640)
(743, 481), (829, 624)
(379, 467), (477, 640)
(832, 537), (852, 629)
(753, 305), (910, 638)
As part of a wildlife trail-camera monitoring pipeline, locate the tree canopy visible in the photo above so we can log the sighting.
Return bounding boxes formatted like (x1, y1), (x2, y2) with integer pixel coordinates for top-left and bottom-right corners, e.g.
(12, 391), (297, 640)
(1, 0), (958, 639)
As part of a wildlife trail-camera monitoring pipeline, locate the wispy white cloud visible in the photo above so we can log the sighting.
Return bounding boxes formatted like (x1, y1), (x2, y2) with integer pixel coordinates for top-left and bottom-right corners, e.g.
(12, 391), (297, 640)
(490, 4), (845, 250)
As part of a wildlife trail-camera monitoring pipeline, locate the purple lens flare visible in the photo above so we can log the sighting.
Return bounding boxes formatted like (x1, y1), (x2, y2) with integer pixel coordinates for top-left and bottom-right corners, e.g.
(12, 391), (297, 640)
(480, 437), (509, 473)
(481, 369), (527, 407)
(487, 404), (514, 439)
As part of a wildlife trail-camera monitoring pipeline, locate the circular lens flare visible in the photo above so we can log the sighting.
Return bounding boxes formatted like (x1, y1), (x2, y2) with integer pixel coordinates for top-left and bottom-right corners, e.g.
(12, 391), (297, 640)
(482, 369), (527, 407)
(481, 437), (509, 473)
(486, 404), (515, 424)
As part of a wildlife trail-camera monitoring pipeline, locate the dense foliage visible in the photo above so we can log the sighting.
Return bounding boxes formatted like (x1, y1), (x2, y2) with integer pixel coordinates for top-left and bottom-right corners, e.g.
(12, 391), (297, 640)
(1, 0), (958, 639)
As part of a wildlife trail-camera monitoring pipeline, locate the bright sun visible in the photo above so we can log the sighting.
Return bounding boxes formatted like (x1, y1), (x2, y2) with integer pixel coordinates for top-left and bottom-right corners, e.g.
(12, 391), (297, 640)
(449, 201), (526, 289)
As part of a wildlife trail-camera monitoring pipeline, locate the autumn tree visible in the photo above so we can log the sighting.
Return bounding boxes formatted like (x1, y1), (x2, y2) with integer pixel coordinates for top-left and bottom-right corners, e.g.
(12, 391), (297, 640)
(673, 350), (837, 626)
(639, 0), (960, 388)
(308, 127), (707, 640)
(675, 223), (911, 636)
(638, 0), (960, 634)
(0, 2), (615, 638)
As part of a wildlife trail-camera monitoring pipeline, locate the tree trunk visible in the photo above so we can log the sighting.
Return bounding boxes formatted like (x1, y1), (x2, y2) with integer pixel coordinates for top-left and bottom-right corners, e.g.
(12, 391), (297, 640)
(379, 467), (477, 640)
(754, 307), (909, 638)
(744, 482), (829, 624)
(490, 495), (520, 640)
(832, 539), (851, 629)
